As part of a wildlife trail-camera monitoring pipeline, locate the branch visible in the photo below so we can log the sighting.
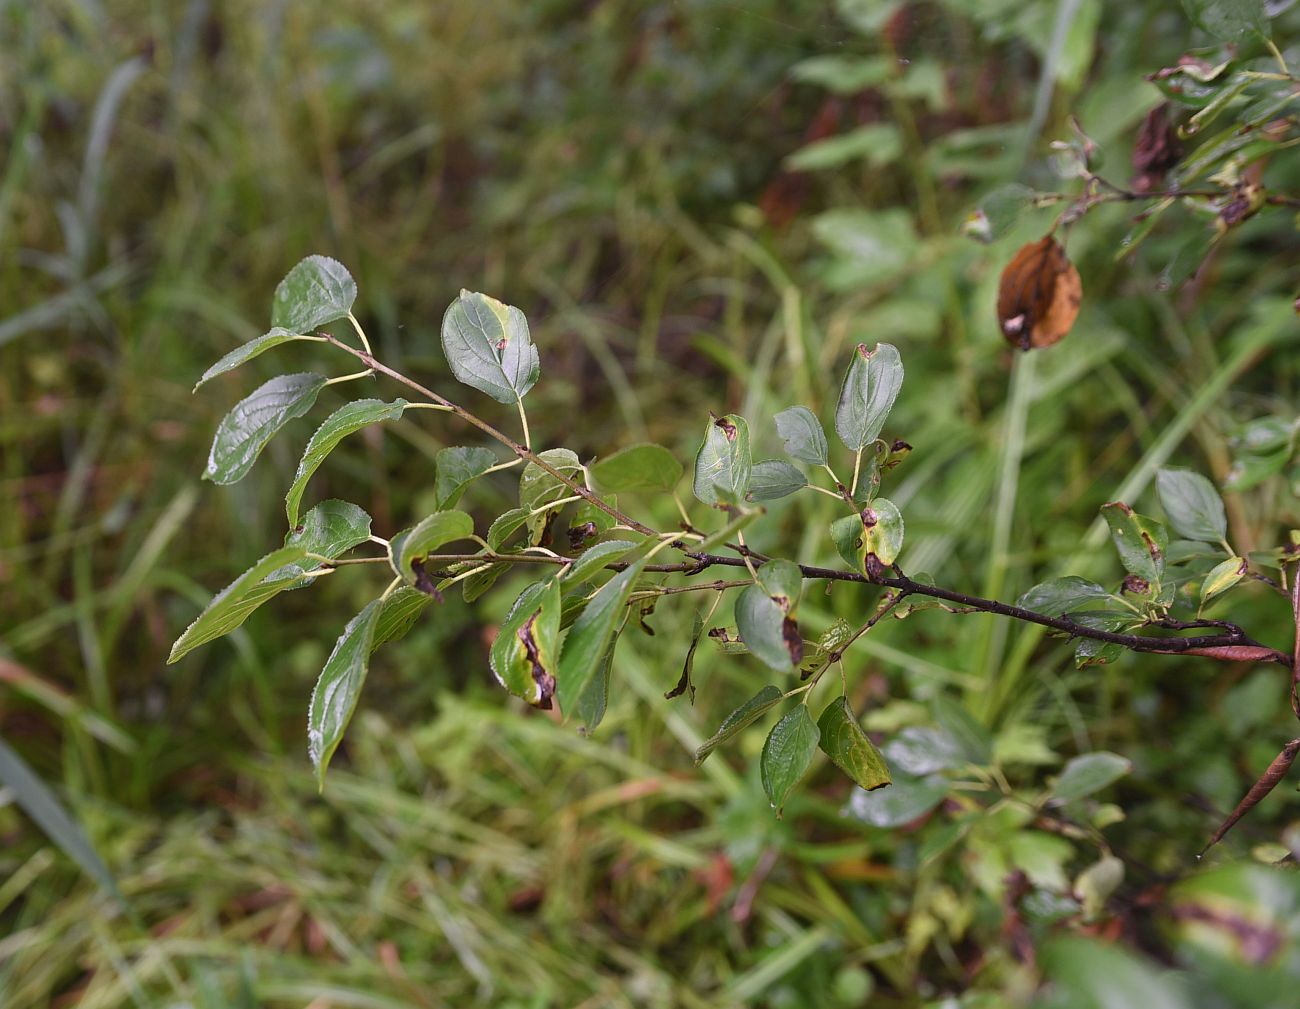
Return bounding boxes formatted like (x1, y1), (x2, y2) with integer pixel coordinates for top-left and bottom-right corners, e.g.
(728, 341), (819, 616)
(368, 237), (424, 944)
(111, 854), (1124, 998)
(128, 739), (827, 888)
(320, 334), (661, 538)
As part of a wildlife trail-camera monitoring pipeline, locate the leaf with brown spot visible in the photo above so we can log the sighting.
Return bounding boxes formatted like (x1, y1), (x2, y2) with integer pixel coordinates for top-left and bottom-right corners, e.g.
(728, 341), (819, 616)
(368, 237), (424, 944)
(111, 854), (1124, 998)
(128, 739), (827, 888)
(996, 235), (1082, 351)
(490, 579), (562, 708)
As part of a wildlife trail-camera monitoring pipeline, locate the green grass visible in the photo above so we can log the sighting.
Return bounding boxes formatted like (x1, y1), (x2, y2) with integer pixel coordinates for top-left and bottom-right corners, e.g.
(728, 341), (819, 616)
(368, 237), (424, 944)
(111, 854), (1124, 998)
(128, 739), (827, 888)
(3, 1), (1300, 1005)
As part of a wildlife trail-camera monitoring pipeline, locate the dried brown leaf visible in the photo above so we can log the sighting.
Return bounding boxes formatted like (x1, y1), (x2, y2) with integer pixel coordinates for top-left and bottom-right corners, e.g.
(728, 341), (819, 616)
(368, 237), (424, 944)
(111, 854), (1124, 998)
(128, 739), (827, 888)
(996, 235), (1083, 351)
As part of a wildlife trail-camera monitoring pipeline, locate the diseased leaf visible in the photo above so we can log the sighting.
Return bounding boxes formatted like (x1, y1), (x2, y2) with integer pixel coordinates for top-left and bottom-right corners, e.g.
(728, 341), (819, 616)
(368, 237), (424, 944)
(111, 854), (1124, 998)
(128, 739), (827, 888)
(388, 511), (475, 586)
(1200, 555), (1247, 608)
(562, 540), (641, 585)
(692, 414), (752, 506)
(818, 697), (890, 791)
(1076, 638), (1124, 668)
(735, 585), (798, 672)
(371, 586), (431, 652)
(1101, 502), (1168, 583)
(996, 235), (1082, 351)
(556, 560), (646, 717)
(1050, 752), (1132, 804)
(285, 399), (407, 527)
(591, 443), (683, 493)
(307, 598), (382, 788)
(194, 328), (300, 391)
(758, 559), (802, 606)
(435, 446), (499, 510)
(490, 580), (562, 708)
(861, 498), (904, 566)
(760, 705), (820, 816)
(694, 685), (784, 764)
(1156, 467), (1228, 544)
(440, 290), (539, 404)
(747, 460), (807, 502)
(666, 611), (706, 702)
(271, 255), (358, 333)
(168, 546), (310, 663)
(834, 342), (904, 451)
(205, 373), (327, 485)
(1018, 576), (1112, 616)
(774, 406), (829, 466)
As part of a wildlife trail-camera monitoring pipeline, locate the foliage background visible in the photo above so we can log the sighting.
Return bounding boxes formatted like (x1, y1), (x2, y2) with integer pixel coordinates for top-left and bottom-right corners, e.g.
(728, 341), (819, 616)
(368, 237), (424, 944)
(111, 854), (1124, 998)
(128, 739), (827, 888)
(1, 1), (1298, 1006)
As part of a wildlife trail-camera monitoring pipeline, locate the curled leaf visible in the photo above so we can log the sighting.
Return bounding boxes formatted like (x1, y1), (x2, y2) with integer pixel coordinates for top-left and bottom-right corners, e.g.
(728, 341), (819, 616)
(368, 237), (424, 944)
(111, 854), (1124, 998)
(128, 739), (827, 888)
(996, 235), (1082, 351)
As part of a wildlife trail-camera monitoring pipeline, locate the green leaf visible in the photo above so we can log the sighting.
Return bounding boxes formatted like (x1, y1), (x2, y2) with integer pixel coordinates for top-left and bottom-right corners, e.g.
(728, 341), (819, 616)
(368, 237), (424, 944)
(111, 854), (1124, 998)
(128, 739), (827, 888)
(491, 580), (563, 707)
(194, 328), (301, 391)
(1050, 752), (1132, 804)
(280, 499), (373, 582)
(831, 514), (867, 572)
(168, 546), (310, 663)
(285, 399), (407, 527)
(462, 560), (510, 602)
(388, 511), (475, 584)
(694, 685), (784, 764)
(747, 460), (807, 502)
(931, 696), (993, 765)
(1100, 502), (1168, 584)
(784, 123), (902, 172)
(591, 443), (683, 493)
(1017, 576), (1112, 616)
(861, 498), (904, 566)
(1200, 556), (1247, 608)
(435, 446), (499, 509)
(371, 586), (431, 652)
(1075, 638), (1124, 669)
(307, 599), (382, 788)
(519, 448), (583, 544)
(1180, 0), (1268, 41)
(812, 209), (917, 290)
(774, 406), (829, 466)
(573, 644), (615, 733)
(440, 290), (539, 405)
(882, 727), (966, 776)
(487, 508), (528, 551)
(846, 773), (948, 828)
(204, 373), (327, 485)
(760, 705), (821, 816)
(562, 540), (641, 585)
(961, 183), (1042, 244)
(692, 414), (752, 506)
(835, 343), (904, 452)
(817, 697), (891, 791)
(1040, 936), (1190, 1009)
(556, 560), (646, 717)
(271, 256), (358, 333)
(1156, 468), (1228, 544)
(735, 585), (799, 672)
(0, 735), (120, 900)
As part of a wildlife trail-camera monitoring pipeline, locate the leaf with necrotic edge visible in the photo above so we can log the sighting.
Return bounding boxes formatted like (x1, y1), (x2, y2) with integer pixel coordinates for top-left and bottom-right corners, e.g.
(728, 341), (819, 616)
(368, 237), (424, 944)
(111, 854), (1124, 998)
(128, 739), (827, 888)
(692, 414), (752, 505)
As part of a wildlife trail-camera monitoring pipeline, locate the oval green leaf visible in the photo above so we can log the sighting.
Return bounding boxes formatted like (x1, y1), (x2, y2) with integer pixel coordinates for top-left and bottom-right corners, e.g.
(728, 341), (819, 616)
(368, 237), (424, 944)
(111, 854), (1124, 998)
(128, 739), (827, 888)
(692, 414), (752, 506)
(286, 399), (407, 527)
(747, 460), (807, 502)
(834, 342), (904, 452)
(1200, 555), (1247, 608)
(774, 405), (829, 466)
(272, 255), (357, 333)
(1017, 576), (1112, 616)
(204, 373), (327, 485)
(440, 290), (539, 404)
(556, 559), (646, 717)
(1050, 751), (1132, 805)
(308, 598), (383, 789)
(760, 705), (820, 817)
(1100, 502), (1168, 583)
(1156, 467), (1228, 544)
(817, 697), (891, 791)
(435, 446), (499, 509)
(591, 443), (683, 493)
(562, 540), (641, 585)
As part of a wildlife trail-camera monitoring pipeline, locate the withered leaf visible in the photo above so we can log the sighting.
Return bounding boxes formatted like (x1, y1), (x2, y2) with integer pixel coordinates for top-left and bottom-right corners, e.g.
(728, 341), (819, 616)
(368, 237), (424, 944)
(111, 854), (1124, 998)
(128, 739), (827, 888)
(996, 235), (1082, 351)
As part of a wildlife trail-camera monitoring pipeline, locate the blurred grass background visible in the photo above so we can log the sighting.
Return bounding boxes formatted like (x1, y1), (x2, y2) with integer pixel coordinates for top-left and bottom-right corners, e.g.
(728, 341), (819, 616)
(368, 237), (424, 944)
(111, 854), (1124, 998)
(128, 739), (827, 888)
(2, 1), (1298, 1006)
